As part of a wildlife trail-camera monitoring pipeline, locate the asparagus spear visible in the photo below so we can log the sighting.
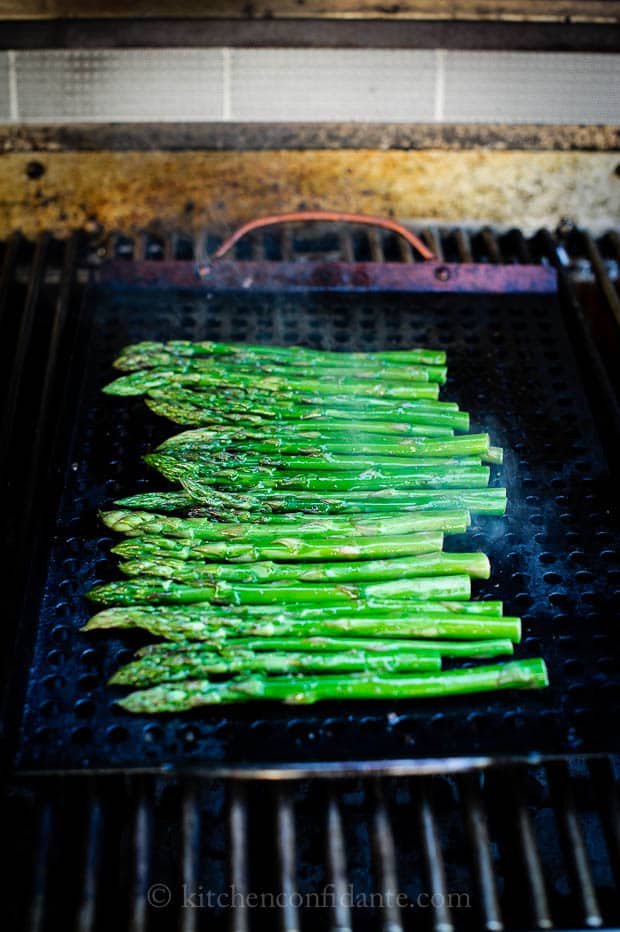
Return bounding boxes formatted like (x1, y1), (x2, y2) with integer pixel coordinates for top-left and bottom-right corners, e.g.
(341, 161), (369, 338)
(115, 492), (196, 513)
(160, 433), (492, 461)
(111, 355), (447, 386)
(113, 487), (506, 517)
(85, 611), (519, 642)
(135, 636), (514, 659)
(162, 450), (483, 470)
(145, 396), (468, 431)
(100, 509), (471, 541)
(144, 385), (462, 418)
(116, 659), (549, 712)
(149, 457), (491, 491)
(110, 647), (443, 686)
(179, 484), (507, 517)
(114, 340), (447, 368)
(117, 551), (490, 585)
(111, 529), (450, 564)
(86, 573), (472, 606)
(104, 369), (440, 401)
(85, 599), (506, 629)
(114, 350), (447, 383)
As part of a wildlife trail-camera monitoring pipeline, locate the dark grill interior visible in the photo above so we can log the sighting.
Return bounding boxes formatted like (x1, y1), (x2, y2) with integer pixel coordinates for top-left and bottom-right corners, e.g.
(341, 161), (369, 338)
(2, 221), (620, 929)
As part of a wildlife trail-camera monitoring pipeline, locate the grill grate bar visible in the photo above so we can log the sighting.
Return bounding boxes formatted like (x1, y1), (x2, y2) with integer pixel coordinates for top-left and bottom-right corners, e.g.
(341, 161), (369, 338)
(16, 233), (79, 548)
(28, 800), (54, 932)
(582, 231), (620, 331)
(481, 228), (502, 264)
(180, 784), (201, 932)
(0, 230), (22, 331)
(251, 235), (266, 261)
(326, 792), (353, 932)
(280, 224), (294, 262)
(229, 783), (250, 932)
(509, 772), (553, 930)
(459, 774), (503, 932)
(588, 758), (620, 890)
(5, 763), (620, 931)
(276, 788), (300, 932)
(338, 230), (355, 263)
(367, 227), (385, 263)
(76, 792), (104, 932)
(371, 782), (404, 932)
(423, 228), (444, 261)
(129, 788), (151, 932)
(548, 763), (604, 929)
(417, 780), (455, 932)
(0, 231), (50, 484)
(397, 235), (414, 263)
(453, 228), (473, 263)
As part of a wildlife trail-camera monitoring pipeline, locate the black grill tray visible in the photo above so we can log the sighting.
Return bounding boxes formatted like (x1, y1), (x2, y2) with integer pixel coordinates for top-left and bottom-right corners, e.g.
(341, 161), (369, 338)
(15, 286), (620, 769)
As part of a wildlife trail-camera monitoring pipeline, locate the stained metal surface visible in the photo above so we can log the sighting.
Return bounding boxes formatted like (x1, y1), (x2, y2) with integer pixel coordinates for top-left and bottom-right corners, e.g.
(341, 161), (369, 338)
(98, 257), (558, 293)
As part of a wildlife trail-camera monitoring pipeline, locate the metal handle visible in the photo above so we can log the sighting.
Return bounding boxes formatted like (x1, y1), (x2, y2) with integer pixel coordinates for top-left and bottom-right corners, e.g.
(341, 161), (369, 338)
(213, 211), (436, 261)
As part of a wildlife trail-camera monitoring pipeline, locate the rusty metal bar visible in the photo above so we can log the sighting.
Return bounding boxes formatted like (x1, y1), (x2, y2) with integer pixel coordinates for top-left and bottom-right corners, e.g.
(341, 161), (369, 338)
(459, 773), (503, 932)
(417, 780), (454, 932)
(371, 781), (404, 932)
(367, 227), (385, 263)
(583, 231), (620, 331)
(397, 235), (414, 264)
(280, 224), (294, 262)
(338, 230), (355, 263)
(326, 791), (353, 932)
(423, 228), (444, 262)
(454, 228), (473, 264)
(134, 233), (148, 263)
(276, 788), (300, 932)
(229, 783), (250, 932)
(481, 228), (502, 264)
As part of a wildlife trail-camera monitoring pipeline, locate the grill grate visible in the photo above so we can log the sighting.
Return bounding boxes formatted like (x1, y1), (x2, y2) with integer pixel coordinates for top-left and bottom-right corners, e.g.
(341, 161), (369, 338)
(2, 221), (620, 930)
(4, 760), (620, 931)
(4, 242), (619, 768)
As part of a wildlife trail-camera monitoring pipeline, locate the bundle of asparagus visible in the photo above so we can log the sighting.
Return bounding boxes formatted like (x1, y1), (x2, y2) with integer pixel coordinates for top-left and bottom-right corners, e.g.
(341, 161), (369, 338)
(85, 340), (548, 711)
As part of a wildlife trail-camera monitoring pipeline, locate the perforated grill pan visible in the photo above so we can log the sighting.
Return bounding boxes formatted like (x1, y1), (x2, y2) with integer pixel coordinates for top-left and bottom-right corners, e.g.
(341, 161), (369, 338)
(13, 268), (620, 770)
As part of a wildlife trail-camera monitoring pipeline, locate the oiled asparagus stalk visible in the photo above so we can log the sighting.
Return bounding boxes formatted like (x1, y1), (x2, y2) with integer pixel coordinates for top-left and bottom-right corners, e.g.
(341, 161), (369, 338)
(134, 636), (514, 659)
(84, 609), (519, 642)
(111, 530), (449, 564)
(113, 487), (506, 517)
(117, 551), (490, 585)
(100, 509), (471, 541)
(114, 339), (447, 369)
(86, 573), (473, 606)
(110, 647), (443, 686)
(116, 659), (549, 712)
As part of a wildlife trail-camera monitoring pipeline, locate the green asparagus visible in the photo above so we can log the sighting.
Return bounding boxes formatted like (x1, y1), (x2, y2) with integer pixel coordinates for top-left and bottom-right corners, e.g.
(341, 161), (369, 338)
(116, 659), (549, 712)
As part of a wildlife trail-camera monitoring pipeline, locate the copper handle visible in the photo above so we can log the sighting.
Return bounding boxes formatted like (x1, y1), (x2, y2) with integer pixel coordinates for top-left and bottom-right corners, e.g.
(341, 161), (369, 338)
(213, 211), (435, 261)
